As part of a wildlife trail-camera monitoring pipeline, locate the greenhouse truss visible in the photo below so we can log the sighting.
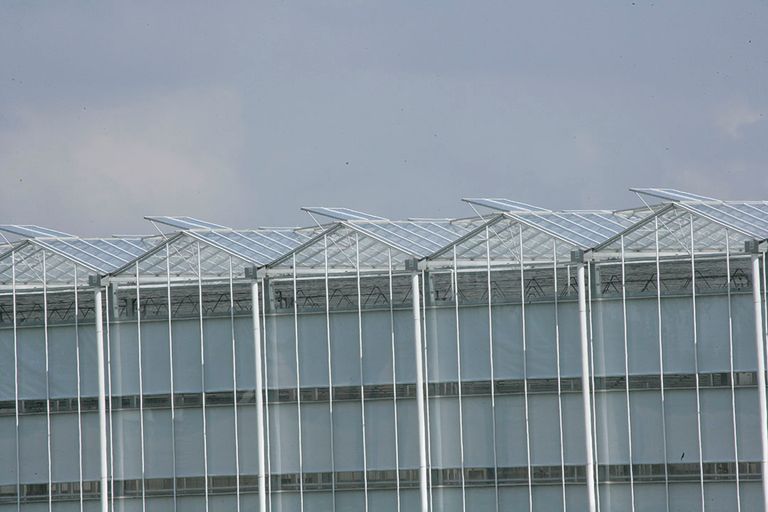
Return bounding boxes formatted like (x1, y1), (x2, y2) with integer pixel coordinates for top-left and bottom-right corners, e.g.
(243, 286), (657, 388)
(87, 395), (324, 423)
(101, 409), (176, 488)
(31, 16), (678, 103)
(1, 188), (768, 511)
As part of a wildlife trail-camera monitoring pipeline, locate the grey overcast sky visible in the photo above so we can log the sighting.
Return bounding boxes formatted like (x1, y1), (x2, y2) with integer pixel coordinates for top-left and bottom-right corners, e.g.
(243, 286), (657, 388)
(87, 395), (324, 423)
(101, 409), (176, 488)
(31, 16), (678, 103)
(1, 1), (766, 235)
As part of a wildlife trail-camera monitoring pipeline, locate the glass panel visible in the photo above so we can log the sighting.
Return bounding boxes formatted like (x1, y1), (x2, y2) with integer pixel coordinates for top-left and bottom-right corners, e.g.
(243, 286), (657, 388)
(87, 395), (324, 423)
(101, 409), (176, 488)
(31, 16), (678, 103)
(597, 483), (630, 512)
(424, 307), (457, 383)
(364, 400), (395, 470)
(143, 409), (173, 478)
(361, 310), (392, 386)
(561, 393), (586, 465)
(17, 327), (46, 399)
(297, 314), (329, 388)
(110, 323), (140, 396)
(48, 326), (77, 399)
(494, 395), (528, 467)
(140, 321), (171, 395)
(427, 397), (461, 469)
(668, 483), (701, 511)
(528, 394), (562, 466)
(626, 298), (661, 375)
(206, 407), (236, 475)
(0, 330), (14, 401)
(333, 401), (364, 471)
(50, 413), (79, 483)
(462, 396), (494, 467)
(594, 392), (630, 464)
(300, 403), (331, 473)
(111, 410), (142, 480)
(491, 304), (524, 379)
(0, 416), (16, 485)
(203, 318), (233, 392)
(171, 319), (202, 393)
(664, 390), (700, 464)
(268, 403), (300, 474)
(174, 408), (204, 477)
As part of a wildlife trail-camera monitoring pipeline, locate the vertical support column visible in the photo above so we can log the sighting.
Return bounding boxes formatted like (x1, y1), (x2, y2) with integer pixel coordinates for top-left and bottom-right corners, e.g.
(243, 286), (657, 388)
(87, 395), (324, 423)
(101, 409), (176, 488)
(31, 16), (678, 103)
(452, 248), (467, 512)
(410, 266), (429, 512)
(165, 245), (178, 512)
(750, 250), (768, 511)
(228, 258), (242, 512)
(94, 286), (109, 512)
(387, 250), (402, 512)
(251, 279), (267, 512)
(575, 257), (597, 512)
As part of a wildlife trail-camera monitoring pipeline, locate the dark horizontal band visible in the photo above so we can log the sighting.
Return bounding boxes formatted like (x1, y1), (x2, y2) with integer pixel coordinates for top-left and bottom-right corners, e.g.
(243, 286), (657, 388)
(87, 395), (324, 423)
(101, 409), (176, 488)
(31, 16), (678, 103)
(0, 461), (760, 504)
(0, 371), (759, 416)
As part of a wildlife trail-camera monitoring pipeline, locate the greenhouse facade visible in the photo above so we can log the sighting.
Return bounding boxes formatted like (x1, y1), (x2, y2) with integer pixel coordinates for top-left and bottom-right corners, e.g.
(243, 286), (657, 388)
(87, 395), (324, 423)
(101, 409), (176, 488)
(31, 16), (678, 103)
(1, 188), (768, 512)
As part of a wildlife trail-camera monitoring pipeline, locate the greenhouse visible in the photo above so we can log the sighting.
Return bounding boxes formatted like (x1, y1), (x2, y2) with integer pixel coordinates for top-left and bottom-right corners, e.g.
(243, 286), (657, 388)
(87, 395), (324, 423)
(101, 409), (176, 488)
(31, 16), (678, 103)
(0, 188), (767, 512)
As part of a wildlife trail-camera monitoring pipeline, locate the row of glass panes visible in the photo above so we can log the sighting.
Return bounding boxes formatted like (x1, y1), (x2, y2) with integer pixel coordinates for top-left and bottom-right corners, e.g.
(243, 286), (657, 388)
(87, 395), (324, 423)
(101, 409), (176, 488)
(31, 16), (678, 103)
(0, 260), (755, 326)
(0, 462), (760, 503)
(0, 371), (760, 416)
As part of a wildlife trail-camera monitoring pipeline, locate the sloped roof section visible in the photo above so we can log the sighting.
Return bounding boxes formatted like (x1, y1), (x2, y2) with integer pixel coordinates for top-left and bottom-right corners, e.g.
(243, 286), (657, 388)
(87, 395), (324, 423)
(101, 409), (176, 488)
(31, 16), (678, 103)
(633, 188), (768, 240)
(463, 197), (549, 212)
(0, 225), (158, 276)
(145, 215), (230, 230)
(461, 197), (645, 250)
(267, 207), (487, 270)
(0, 224), (74, 238)
(302, 207), (388, 221)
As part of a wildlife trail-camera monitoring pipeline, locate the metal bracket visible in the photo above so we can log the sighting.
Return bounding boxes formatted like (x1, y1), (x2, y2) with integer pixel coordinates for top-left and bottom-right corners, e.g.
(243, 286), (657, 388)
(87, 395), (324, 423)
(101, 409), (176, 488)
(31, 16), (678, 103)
(745, 240), (768, 254)
(405, 258), (420, 272)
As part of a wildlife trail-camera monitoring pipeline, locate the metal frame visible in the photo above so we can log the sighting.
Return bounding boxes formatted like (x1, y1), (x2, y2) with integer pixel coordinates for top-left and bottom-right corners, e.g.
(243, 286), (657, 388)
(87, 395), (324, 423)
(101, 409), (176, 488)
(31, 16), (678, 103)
(2, 189), (768, 512)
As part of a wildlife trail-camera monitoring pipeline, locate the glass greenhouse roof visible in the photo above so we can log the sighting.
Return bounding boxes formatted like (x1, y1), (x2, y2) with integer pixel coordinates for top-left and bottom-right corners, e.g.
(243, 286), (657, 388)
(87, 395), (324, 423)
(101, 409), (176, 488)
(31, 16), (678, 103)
(268, 213), (487, 271)
(0, 224), (74, 239)
(463, 197), (549, 212)
(455, 198), (645, 254)
(146, 215), (230, 230)
(302, 207), (388, 221)
(2, 187), (767, 286)
(0, 234), (160, 286)
(110, 218), (322, 279)
(633, 188), (768, 240)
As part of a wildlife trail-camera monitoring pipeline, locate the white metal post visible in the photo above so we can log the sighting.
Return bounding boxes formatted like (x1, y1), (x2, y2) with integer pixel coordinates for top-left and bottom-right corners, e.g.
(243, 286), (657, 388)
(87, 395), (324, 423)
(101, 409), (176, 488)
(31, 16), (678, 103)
(251, 280), (267, 512)
(577, 262), (597, 512)
(751, 253), (768, 511)
(411, 270), (429, 512)
(94, 287), (109, 512)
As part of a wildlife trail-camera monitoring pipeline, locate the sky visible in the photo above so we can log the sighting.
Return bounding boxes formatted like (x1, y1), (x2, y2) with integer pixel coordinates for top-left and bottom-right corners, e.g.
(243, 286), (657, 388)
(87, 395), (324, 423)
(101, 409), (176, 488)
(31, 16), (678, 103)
(0, 1), (766, 236)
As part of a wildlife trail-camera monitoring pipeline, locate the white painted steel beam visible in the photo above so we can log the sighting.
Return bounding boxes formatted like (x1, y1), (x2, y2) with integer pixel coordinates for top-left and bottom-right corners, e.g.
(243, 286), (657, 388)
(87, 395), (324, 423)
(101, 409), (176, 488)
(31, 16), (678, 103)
(411, 270), (429, 512)
(251, 280), (268, 512)
(94, 288), (109, 512)
(576, 262), (597, 512)
(751, 253), (768, 511)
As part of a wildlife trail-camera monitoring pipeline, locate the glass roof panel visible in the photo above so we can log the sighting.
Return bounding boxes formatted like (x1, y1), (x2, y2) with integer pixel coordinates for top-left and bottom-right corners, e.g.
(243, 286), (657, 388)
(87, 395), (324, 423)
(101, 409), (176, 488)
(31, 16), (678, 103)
(430, 215), (576, 265)
(269, 224), (416, 271)
(349, 220), (479, 258)
(0, 241), (93, 286)
(190, 229), (315, 266)
(632, 188), (768, 240)
(507, 210), (640, 248)
(145, 215), (230, 230)
(302, 207), (387, 221)
(0, 224), (74, 238)
(463, 197), (549, 212)
(596, 204), (748, 257)
(37, 237), (159, 274)
(680, 202), (768, 239)
(631, 188), (717, 202)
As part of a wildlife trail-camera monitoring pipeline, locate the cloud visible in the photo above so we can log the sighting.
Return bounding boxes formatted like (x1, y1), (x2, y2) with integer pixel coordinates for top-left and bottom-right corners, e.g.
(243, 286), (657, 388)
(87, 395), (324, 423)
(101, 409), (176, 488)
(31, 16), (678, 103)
(0, 86), (245, 235)
(716, 102), (764, 138)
